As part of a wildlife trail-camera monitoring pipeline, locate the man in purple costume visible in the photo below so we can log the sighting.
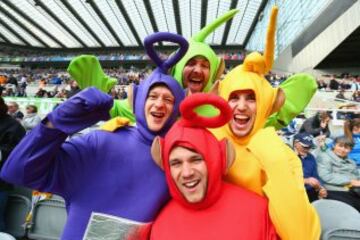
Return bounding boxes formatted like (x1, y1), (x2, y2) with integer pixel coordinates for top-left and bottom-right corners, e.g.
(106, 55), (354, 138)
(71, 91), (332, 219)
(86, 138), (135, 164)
(0, 32), (187, 240)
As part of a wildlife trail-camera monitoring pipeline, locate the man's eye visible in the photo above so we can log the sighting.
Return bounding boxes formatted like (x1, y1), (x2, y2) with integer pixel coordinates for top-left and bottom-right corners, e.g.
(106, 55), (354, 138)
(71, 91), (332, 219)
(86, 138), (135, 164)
(165, 98), (174, 104)
(148, 95), (157, 99)
(170, 161), (180, 167)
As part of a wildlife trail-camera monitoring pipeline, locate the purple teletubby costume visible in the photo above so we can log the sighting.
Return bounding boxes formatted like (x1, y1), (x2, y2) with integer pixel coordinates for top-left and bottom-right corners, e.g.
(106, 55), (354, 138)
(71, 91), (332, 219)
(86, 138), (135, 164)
(0, 32), (187, 240)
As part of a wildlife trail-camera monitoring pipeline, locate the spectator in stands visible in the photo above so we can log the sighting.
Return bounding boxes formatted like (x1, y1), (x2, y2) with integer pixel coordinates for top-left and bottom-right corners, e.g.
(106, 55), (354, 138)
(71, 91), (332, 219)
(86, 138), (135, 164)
(0, 96), (26, 231)
(119, 87), (127, 99)
(352, 90), (360, 102)
(54, 88), (68, 99)
(22, 105), (41, 133)
(293, 133), (327, 202)
(150, 94), (277, 240)
(344, 118), (360, 166)
(35, 88), (48, 98)
(0, 32), (187, 239)
(317, 136), (360, 212)
(7, 101), (24, 121)
(317, 79), (327, 90)
(67, 80), (80, 98)
(300, 111), (331, 138)
(350, 78), (360, 91)
(6, 74), (18, 87)
(329, 76), (340, 90)
(335, 89), (346, 100)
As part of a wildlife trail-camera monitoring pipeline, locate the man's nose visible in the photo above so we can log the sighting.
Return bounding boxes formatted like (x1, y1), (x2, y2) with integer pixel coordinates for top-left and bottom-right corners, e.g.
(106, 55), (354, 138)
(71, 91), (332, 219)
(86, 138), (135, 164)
(235, 98), (246, 111)
(181, 163), (194, 178)
(154, 98), (165, 108)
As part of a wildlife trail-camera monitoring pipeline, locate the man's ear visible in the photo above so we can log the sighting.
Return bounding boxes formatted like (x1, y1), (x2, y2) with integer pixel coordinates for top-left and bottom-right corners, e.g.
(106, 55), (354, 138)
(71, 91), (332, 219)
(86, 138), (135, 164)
(224, 139), (236, 174)
(214, 58), (225, 82)
(151, 136), (163, 170)
(127, 85), (134, 111)
(270, 88), (285, 115)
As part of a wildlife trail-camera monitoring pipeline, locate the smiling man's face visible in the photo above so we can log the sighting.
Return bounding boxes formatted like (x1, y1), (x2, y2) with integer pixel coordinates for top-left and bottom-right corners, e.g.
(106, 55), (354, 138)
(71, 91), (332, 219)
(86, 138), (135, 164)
(145, 85), (174, 132)
(182, 56), (210, 94)
(228, 90), (257, 138)
(169, 146), (208, 203)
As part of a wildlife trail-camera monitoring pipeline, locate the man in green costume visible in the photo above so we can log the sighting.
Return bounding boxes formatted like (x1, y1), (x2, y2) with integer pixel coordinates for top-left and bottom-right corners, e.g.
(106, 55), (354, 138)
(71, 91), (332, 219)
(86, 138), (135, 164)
(68, 9), (317, 130)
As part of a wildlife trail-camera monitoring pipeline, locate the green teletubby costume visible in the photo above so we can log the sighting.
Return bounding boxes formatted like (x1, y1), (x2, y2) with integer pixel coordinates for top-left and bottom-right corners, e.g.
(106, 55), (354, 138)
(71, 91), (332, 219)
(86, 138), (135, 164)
(68, 9), (317, 129)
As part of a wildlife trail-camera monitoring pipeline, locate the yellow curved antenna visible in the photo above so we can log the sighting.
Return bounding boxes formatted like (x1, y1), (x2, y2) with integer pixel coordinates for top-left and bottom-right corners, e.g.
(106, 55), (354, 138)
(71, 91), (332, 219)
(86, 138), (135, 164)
(264, 6), (278, 73)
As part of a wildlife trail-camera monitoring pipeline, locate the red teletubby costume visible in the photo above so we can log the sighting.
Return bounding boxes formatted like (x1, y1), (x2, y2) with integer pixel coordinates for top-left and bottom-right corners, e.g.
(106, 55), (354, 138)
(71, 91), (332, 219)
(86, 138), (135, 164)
(150, 93), (278, 240)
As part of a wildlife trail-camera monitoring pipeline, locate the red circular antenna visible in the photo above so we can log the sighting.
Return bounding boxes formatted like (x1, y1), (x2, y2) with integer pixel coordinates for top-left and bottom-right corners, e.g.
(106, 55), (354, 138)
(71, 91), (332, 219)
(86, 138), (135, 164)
(180, 93), (232, 128)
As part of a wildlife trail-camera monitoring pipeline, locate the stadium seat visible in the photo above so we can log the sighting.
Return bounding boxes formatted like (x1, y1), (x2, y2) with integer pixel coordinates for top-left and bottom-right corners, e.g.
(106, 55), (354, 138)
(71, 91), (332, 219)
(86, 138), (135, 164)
(4, 194), (31, 238)
(27, 196), (67, 240)
(312, 199), (360, 240)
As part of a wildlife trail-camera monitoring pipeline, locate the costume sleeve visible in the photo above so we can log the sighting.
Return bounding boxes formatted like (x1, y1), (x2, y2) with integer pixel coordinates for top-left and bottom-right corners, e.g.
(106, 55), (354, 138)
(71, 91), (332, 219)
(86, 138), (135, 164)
(317, 151), (352, 185)
(265, 74), (317, 130)
(0, 122), (98, 199)
(247, 127), (320, 240)
(110, 99), (136, 123)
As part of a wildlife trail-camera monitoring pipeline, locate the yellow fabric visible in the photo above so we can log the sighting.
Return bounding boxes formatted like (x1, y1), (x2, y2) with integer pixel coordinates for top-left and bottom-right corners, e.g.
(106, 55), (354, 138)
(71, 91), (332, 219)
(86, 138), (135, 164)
(100, 117), (131, 132)
(211, 6), (320, 240)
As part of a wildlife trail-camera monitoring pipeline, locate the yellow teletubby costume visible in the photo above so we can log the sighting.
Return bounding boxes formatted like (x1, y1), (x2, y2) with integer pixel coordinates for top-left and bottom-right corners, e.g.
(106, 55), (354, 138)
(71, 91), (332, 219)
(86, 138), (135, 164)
(211, 6), (320, 240)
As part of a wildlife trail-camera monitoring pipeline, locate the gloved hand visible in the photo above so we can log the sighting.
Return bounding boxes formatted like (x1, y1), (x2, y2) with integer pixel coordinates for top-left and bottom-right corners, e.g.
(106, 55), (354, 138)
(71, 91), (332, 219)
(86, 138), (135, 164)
(47, 87), (113, 135)
(67, 55), (117, 93)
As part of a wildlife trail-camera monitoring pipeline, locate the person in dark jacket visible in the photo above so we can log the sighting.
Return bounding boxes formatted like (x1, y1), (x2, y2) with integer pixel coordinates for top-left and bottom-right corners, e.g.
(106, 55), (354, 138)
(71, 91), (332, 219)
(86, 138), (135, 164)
(0, 96), (26, 231)
(300, 111), (331, 138)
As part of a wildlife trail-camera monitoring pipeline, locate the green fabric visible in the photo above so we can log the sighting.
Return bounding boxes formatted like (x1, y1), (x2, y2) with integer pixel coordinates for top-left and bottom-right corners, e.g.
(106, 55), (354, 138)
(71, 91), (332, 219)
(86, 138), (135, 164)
(110, 99), (135, 123)
(265, 73), (317, 129)
(67, 55), (117, 93)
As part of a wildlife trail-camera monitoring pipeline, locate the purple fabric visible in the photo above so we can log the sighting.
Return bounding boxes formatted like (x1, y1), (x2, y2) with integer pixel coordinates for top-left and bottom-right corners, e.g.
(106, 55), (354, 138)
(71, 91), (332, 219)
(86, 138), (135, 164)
(0, 32), (187, 239)
(47, 87), (113, 135)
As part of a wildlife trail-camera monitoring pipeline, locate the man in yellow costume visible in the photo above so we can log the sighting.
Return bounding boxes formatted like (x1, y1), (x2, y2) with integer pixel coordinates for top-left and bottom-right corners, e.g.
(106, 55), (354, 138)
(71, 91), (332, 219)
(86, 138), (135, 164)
(211, 6), (320, 240)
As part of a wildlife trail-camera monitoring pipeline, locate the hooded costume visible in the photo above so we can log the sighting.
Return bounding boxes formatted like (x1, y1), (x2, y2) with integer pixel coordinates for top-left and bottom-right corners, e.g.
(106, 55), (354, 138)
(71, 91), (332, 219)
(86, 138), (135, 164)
(150, 93), (277, 240)
(0, 32), (187, 240)
(210, 7), (320, 240)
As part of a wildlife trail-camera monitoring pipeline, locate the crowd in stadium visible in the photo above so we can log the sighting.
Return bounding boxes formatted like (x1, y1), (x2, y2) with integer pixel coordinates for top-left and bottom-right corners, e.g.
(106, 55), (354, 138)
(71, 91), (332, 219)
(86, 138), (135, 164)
(1, 4), (360, 240)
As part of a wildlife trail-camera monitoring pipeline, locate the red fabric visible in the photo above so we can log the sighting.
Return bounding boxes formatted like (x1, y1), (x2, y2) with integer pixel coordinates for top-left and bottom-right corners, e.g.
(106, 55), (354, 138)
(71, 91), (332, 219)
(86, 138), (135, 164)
(180, 93), (232, 128)
(151, 183), (278, 240)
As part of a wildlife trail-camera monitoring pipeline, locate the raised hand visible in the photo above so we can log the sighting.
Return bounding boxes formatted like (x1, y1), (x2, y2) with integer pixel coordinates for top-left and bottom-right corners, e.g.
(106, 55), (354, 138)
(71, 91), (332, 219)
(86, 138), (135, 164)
(67, 55), (117, 93)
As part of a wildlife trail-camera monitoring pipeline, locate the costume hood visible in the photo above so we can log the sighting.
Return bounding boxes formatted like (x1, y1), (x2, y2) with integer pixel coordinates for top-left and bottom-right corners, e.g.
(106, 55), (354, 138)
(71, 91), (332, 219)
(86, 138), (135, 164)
(156, 93), (232, 210)
(172, 9), (238, 92)
(217, 6), (278, 145)
(134, 32), (187, 143)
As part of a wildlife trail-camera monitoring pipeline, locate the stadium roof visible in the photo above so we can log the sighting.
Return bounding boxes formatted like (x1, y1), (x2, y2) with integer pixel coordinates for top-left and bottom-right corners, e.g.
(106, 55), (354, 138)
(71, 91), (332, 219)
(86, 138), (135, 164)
(0, 0), (266, 50)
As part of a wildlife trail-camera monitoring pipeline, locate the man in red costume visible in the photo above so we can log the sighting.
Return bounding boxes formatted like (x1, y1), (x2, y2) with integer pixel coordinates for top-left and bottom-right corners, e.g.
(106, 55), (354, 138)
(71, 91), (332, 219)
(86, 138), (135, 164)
(150, 93), (277, 240)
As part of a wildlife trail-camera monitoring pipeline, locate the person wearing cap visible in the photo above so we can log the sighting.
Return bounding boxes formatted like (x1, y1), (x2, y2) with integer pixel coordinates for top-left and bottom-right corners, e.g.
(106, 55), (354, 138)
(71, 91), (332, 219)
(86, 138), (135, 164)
(0, 32), (187, 240)
(293, 133), (327, 202)
(150, 93), (277, 240)
(210, 6), (320, 240)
